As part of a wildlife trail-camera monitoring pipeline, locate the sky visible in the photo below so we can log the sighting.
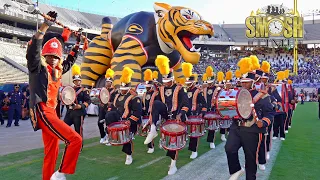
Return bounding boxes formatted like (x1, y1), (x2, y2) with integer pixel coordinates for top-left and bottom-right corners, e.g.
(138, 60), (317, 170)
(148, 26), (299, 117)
(36, 0), (320, 24)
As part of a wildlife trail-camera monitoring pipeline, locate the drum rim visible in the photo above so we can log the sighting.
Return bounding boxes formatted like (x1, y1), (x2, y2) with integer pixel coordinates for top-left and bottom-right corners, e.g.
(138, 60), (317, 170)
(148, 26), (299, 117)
(107, 122), (130, 131)
(236, 88), (253, 119)
(99, 87), (110, 105)
(186, 115), (204, 125)
(204, 112), (221, 120)
(60, 85), (76, 105)
(160, 121), (187, 136)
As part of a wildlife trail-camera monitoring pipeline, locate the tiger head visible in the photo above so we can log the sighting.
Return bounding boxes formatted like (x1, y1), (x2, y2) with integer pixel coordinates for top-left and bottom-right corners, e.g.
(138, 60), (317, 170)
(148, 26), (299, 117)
(154, 2), (214, 65)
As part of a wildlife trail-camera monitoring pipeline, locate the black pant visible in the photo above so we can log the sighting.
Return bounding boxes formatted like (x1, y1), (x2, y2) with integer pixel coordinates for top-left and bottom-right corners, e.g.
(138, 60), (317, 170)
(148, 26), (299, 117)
(266, 119), (274, 152)
(0, 107), (3, 125)
(105, 111), (137, 155)
(64, 110), (84, 150)
(285, 109), (292, 131)
(220, 128), (230, 134)
(98, 106), (107, 138)
(273, 113), (285, 138)
(148, 141), (154, 148)
(151, 100), (186, 159)
(258, 134), (266, 165)
(188, 137), (198, 152)
(225, 127), (260, 180)
(207, 130), (215, 142)
(319, 102), (320, 119)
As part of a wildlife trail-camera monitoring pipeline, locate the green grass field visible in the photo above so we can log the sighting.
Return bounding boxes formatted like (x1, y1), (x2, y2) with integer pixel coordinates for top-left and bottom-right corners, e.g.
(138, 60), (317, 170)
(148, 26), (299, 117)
(270, 103), (320, 180)
(0, 131), (222, 180)
(1, 103), (319, 180)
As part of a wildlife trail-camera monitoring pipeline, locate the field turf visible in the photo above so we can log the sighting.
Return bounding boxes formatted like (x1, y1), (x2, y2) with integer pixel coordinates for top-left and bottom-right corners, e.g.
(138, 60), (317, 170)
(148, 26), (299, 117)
(270, 103), (320, 180)
(0, 131), (222, 180)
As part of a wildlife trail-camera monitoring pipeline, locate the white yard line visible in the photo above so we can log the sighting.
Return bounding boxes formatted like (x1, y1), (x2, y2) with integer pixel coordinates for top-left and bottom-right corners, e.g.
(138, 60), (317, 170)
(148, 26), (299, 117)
(106, 176), (119, 180)
(162, 139), (282, 180)
(136, 156), (166, 169)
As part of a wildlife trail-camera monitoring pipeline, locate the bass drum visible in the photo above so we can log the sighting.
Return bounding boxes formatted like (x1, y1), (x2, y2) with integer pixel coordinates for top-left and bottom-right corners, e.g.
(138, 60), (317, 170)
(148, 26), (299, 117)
(216, 88), (253, 119)
(90, 88), (110, 105)
(60, 86), (76, 106)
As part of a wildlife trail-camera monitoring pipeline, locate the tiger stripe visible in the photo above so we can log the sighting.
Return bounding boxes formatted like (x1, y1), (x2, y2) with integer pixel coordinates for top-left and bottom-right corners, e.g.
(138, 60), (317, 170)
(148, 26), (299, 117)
(110, 36), (147, 88)
(172, 62), (184, 80)
(81, 33), (113, 87)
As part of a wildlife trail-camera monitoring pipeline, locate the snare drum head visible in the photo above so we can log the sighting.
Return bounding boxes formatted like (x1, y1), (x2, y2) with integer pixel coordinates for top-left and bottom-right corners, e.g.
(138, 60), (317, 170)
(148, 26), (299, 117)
(61, 86), (76, 105)
(99, 88), (110, 104)
(204, 113), (220, 119)
(163, 123), (185, 132)
(236, 89), (253, 119)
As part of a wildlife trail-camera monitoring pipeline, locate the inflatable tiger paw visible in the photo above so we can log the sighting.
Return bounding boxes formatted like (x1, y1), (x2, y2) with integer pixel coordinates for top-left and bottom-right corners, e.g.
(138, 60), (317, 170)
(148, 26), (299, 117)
(81, 2), (214, 88)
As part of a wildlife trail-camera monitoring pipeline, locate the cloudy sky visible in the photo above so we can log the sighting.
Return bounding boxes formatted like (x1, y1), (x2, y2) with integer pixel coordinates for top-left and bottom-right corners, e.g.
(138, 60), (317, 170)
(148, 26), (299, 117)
(37, 0), (320, 24)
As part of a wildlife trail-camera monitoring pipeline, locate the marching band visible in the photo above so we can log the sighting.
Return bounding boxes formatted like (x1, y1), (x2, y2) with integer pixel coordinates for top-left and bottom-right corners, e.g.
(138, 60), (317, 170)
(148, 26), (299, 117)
(25, 9), (299, 180)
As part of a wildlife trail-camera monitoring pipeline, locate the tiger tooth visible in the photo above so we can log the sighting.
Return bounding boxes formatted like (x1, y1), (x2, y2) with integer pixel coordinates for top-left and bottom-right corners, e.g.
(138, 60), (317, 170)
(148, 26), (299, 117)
(196, 47), (201, 52)
(190, 45), (196, 51)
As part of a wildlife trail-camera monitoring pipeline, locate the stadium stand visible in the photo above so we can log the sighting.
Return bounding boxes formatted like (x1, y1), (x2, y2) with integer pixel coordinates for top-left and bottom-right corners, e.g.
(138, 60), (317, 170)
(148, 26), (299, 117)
(0, 40), (27, 65)
(0, 58), (28, 83)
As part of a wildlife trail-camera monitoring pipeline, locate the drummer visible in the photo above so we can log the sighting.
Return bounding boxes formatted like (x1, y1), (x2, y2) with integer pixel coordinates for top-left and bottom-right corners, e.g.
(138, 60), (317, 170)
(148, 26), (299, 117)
(98, 69), (117, 145)
(225, 57), (274, 180)
(183, 63), (206, 159)
(203, 66), (218, 149)
(105, 66), (142, 165)
(234, 69), (242, 87)
(142, 69), (159, 154)
(216, 71), (227, 142)
(272, 71), (287, 141)
(144, 55), (189, 175)
(63, 64), (90, 152)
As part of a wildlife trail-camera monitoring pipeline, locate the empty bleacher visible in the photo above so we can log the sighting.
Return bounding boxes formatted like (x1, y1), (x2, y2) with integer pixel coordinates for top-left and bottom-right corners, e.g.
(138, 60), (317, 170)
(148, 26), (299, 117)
(0, 59), (28, 84)
(0, 41), (27, 65)
(304, 24), (320, 41)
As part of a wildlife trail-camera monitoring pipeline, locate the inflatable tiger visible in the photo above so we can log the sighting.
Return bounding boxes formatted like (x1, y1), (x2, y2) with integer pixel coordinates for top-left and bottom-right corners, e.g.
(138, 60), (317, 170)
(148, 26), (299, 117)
(81, 2), (214, 88)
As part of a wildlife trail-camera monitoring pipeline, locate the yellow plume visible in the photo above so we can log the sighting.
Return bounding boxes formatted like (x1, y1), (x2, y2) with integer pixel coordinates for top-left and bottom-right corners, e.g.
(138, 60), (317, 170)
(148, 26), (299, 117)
(276, 71), (285, 81)
(235, 69), (241, 78)
(206, 66), (214, 77)
(225, 71), (232, 81)
(191, 74), (198, 82)
(250, 55), (260, 70)
(261, 61), (270, 73)
(155, 55), (170, 75)
(202, 73), (208, 81)
(182, 62), (193, 78)
(144, 69), (153, 82)
(177, 78), (186, 85)
(120, 67), (134, 84)
(238, 57), (252, 75)
(72, 64), (81, 76)
(105, 68), (114, 79)
(152, 71), (158, 80)
(284, 69), (290, 79)
(288, 79), (293, 84)
(217, 71), (224, 82)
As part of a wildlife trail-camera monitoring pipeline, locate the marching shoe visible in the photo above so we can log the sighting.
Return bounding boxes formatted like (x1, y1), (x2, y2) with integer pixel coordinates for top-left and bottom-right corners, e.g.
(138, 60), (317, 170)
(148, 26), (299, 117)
(50, 171), (66, 180)
(280, 137), (285, 141)
(125, 155), (133, 165)
(144, 124), (158, 144)
(289, 126), (292, 128)
(258, 164), (266, 171)
(285, 130), (288, 134)
(210, 143), (216, 149)
(100, 136), (107, 144)
(190, 151), (198, 159)
(168, 160), (177, 175)
(221, 134), (227, 142)
(266, 152), (270, 160)
(272, 136), (278, 140)
(147, 148), (154, 154)
(229, 168), (245, 180)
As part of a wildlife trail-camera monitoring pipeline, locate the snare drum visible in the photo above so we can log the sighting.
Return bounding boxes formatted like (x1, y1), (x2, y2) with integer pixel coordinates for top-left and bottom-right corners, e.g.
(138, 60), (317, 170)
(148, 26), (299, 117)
(186, 116), (205, 138)
(107, 122), (131, 145)
(203, 112), (221, 130)
(138, 116), (150, 137)
(216, 88), (253, 119)
(160, 121), (187, 151)
(90, 88), (110, 105)
(219, 116), (233, 129)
